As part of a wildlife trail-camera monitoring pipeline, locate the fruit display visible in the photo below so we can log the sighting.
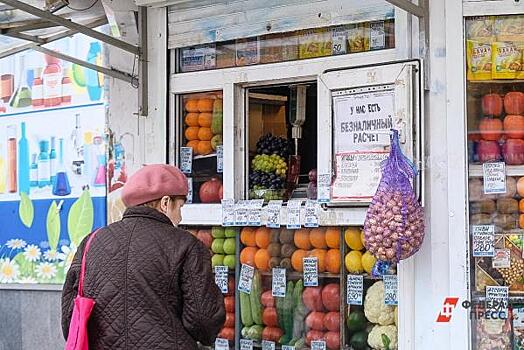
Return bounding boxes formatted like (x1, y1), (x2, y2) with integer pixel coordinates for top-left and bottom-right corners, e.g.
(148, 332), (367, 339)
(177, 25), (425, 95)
(218, 276), (236, 343)
(183, 95), (223, 156)
(200, 177), (223, 203)
(344, 227), (377, 275)
(210, 227), (238, 270)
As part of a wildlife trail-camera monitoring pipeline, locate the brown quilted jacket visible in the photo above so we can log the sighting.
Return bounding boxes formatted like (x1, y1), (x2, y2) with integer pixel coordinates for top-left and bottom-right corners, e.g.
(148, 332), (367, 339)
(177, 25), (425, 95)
(61, 206), (225, 349)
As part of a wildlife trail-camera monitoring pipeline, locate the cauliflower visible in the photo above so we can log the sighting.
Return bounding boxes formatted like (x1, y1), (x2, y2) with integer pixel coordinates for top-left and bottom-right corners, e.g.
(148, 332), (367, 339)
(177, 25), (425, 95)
(368, 325), (398, 350)
(364, 281), (396, 326)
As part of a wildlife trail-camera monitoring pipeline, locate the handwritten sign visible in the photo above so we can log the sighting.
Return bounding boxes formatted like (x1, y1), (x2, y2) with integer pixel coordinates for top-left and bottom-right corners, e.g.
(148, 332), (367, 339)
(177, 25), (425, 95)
(317, 173), (331, 203)
(287, 199), (302, 229)
(214, 266), (228, 294)
(180, 147), (193, 174)
(304, 200), (319, 228)
(347, 275), (364, 305)
(483, 162), (506, 194)
(492, 249), (511, 269)
(303, 257), (318, 287)
(266, 200), (283, 228)
(215, 338), (229, 350)
(369, 21), (386, 50)
(235, 200), (249, 226)
(186, 178), (193, 204)
(383, 275), (398, 305)
(221, 199), (235, 226)
(311, 340), (326, 350)
(282, 346), (295, 350)
(240, 339), (253, 350)
(272, 268), (286, 297)
(472, 225), (495, 257)
(217, 145), (223, 173)
(248, 199), (264, 226)
(180, 44), (216, 72)
(238, 264), (255, 294)
(261, 340), (275, 350)
(514, 307), (524, 329)
(332, 26), (348, 55)
(486, 286), (509, 316)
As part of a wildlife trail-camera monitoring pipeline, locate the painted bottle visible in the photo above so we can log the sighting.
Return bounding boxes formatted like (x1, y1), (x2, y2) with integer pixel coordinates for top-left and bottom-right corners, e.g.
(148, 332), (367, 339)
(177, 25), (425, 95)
(52, 138), (71, 196)
(37, 140), (50, 187)
(30, 153), (38, 188)
(49, 136), (57, 186)
(32, 76), (43, 107)
(83, 131), (94, 185)
(61, 67), (73, 104)
(43, 54), (62, 107)
(18, 122), (30, 194)
(86, 42), (102, 101)
(7, 125), (17, 193)
(0, 144), (6, 194)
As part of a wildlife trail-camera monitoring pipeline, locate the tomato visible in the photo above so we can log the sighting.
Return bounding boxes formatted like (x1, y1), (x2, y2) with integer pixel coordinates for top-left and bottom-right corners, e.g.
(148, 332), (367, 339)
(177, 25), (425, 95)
(218, 327), (235, 341)
(262, 326), (283, 342)
(321, 284), (340, 312)
(261, 290), (275, 307)
(306, 330), (325, 346)
(262, 307), (279, 327)
(224, 312), (235, 328)
(303, 287), (324, 311)
(325, 331), (340, 350)
(224, 296), (235, 313)
(324, 311), (340, 332)
(306, 311), (326, 331)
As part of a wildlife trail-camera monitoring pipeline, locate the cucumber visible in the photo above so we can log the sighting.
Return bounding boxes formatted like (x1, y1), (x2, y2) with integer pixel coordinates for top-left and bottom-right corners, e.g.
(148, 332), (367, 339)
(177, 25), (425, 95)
(280, 281), (295, 344)
(240, 291), (254, 326)
(292, 279), (307, 339)
(250, 270), (263, 325)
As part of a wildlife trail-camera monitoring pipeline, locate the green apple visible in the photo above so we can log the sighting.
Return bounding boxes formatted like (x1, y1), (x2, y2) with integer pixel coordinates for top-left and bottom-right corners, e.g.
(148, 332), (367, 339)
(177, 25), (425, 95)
(212, 227), (225, 238)
(211, 254), (224, 268)
(224, 227), (237, 238)
(223, 238), (236, 255)
(224, 255), (236, 269)
(211, 238), (225, 254)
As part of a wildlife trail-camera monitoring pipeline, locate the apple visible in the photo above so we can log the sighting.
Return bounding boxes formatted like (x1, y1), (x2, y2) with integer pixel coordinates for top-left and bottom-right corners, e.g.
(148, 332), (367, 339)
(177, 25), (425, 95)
(503, 139), (524, 165)
(211, 254), (224, 268)
(211, 238), (225, 254)
(482, 93), (503, 116)
(477, 140), (501, 163)
(212, 227), (225, 238)
(504, 91), (524, 115)
(224, 227), (237, 238)
(223, 255), (236, 269)
(197, 230), (213, 248)
(223, 238), (236, 255)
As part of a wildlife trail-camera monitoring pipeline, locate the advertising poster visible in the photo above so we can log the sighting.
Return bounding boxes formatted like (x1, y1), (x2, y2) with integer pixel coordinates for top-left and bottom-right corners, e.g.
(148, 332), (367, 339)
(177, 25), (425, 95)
(0, 35), (107, 285)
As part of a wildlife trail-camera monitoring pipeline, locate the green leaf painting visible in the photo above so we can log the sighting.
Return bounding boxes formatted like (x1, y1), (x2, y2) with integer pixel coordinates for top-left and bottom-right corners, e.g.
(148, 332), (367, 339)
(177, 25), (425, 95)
(13, 252), (32, 277)
(68, 190), (94, 247)
(46, 201), (61, 251)
(19, 192), (34, 228)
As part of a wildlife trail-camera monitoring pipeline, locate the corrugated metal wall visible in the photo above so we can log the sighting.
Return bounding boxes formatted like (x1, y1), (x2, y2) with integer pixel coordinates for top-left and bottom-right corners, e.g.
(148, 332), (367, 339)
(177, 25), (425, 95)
(168, 0), (394, 49)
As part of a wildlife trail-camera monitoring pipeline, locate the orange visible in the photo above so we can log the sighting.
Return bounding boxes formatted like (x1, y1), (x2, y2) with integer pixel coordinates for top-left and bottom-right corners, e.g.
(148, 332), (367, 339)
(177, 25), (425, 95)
(185, 113), (199, 127)
(520, 199), (524, 213)
(310, 228), (327, 249)
(309, 249), (327, 273)
(294, 229), (312, 250)
(520, 214), (524, 229)
(186, 140), (200, 154)
(198, 112), (213, 127)
(240, 227), (257, 247)
(240, 247), (258, 267)
(325, 227), (340, 249)
(185, 127), (199, 141)
(326, 249), (341, 274)
(255, 227), (271, 249)
(197, 98), (214, 112)
(519, 177), (524, 197)
(291, 249), (308, 272)
(185, 99), (199, 112)
(198, 127), (213, 141)
(254, 249), (270, 271)
(197, 141), (213, 155)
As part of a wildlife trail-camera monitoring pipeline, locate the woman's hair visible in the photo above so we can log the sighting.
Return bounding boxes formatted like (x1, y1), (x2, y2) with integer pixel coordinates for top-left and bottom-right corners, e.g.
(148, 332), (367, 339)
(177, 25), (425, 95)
(141, 195), (186, 209)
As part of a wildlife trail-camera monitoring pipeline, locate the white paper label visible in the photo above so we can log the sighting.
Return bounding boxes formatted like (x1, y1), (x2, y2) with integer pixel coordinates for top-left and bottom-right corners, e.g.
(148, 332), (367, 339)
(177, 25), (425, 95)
(43, 72), (62, 99)
(180, 147), (193, 174)
(240, 339), (254, 350)
(492, 249), (511, 269)
(369, 21), (386, 50)
(485, 286), (509, 316)
(303, 257), (318, 287)
(215, 338), (229, 350)
(472, 225), (495, 257)
(514, 308), (524, 329)
(311, 340), (326, 350)
(248, 199), (264, 226)
(304, 200), (319, 228)
(332, 27), (348, 55)
(217, 145), (223, 173)
(317, 173), (331, 203)
(383, 275), (398, 305)
(282, 346), (295, 350)
(221, 199), (235, 227)
(272, 268), (286, 297)
(483, 162), (506, 194)
(266, 200), (283, 228)
(261, 340), (275, 350)
(186, 178), (193, 204)
(238, 264), (255, 294)
(235, 200), (249, 226)
(38, 160), (50, 182)
(347, 275), (364, 305)
(181, 44), (216, 72)
(214, 266), (229, 294)
(287, 199), (302, 229)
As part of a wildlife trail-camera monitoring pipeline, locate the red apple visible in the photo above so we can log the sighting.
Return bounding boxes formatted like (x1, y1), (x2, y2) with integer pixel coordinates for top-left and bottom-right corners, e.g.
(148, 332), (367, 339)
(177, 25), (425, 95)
(504, 92), (524, 115)
(196, 229), (213, 248)
(503, 139), (524, 165)
(482, 93), (503, 116)
(477, 140), (501, 163)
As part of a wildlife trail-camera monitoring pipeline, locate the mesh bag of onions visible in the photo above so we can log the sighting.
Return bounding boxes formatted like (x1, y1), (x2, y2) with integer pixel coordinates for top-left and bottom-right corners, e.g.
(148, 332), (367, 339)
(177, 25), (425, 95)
(363, 130), (425, 263)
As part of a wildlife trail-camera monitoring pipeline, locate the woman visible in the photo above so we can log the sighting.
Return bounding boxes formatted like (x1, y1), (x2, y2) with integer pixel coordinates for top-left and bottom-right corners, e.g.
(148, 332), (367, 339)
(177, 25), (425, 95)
(62, 164), (225, 349)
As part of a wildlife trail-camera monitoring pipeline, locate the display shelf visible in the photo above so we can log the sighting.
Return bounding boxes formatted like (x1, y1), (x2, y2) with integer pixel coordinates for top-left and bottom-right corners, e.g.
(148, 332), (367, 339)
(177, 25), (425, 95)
(469, 164), (524, 177)
(259, 271), (341, 279)
(467, 79), (524, 84)
(471, 293), (524, 302)
(193, 153), (218, 160)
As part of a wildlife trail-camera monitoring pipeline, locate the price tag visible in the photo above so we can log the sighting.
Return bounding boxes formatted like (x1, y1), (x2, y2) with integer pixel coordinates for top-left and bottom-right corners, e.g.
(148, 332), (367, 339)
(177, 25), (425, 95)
(492, 249), (511, 269)
(248, 199), (264, 226)
(311, 340), (326, 350)
(472, 225), (495, 257)
(287, 199), (302, 229)
(483, 162), (506, 194)
(214, 266), (228, 294)
(180, 147), (193, 174)
(266, 200), (283, 228)
(235, 200), (249, 226)
(238, 264), (255, 294)
(486, 286), (509, 316)
(240, 339), (253, 350)
(261, 340), (275, 350)
(215, 338), (229, 350)
(303, 257), (318, 287)
(217, 145), (223, 173)
(282, 346), (295, 350)
(221, 199), (235, 227)
(383, 275), (398, 305)
(332, 27), (348, 55)
(514, 307), (524, 329)
(347, 275), (364, 305)
(304, 200), (319, 228)
(186, 178), (193, 204)
(272, 268), (286, 297)
(317, 174), (331, 203)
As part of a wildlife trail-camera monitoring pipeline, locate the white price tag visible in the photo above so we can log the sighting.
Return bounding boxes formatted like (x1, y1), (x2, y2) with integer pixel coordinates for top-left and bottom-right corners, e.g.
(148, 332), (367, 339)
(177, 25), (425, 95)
(347, 275), (364, 305)
(304, 200), (319, 228)
(238, 264), (255, 294)
(217, 145), (223, 173)
(486, 286), (509, 316)
(180, 147), (193, 174)
(332, 27), (348, 55)
(317, 174), (331, 203)
(282, 346), (295, 350)
(248, 199), (264, 226)
(287, 200), (302, 229)
(240, 339), (253, 350)
(514, 308), (524, 329)
(214, 266), (229, 294)
(303, 257), (319, 287)
(215, 338), (229, 350)
(235, 200), (249, 226)
(311, 340), (326, 350)
(221, 199), (235, 227)
(483, 162), (506, 194)
(272, 268), (286, 297)
(383, 275), (398, 305)
(186, 177), (193, 204)
(492, 249), (511, 269)
(261, 340), (275, 350)
(472, 225), (495, 257)
(266, 200), (283, 228)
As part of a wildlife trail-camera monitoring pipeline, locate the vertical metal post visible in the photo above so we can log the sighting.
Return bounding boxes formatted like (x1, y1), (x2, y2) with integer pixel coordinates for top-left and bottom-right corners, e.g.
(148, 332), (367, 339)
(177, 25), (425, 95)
(138, 6), (148, 117)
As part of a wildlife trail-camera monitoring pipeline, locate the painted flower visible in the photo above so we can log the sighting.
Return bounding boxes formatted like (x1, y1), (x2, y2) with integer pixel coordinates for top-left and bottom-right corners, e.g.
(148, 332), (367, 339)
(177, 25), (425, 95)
(57, 244), (77, 269)
(59, 239), (70, 247)
(39, 241), (50, 249)
(23, 245), (41, 262)
(18, 276), (37, 284)
(0, 259), (20, 283)
(36, 262), (57, 279)
(6, 239), (27, 249)
(44, 249), (58, 262)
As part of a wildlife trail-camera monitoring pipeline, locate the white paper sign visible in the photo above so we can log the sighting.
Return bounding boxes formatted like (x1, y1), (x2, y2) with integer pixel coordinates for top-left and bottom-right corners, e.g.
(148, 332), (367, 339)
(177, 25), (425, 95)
(472, 225), (495, 257)
(221, 199), (235, 227)
(317, 173), (331, 203)
(238, 264), (255, 294)
(240, 339), (254, 350)
(332, 27), (348, 55)
(180, 44), (216, 72)
(492, 249), (511, 269)
(180, 147), (193, 174)
(261, 340), (275, 350)
(514, 308), (524, 329)
(303, 257), (319, 287)
(483, 162), (506, 194)
(266, 200), (283, 228)
(248, 199), (264, 226)
(287, 199), (302, 229)
(215, 338), (229, 350)
(311, 340), (327, 350)
(214, 266), (229, 294)
(304, 200), (319, 228)
(272, 268), (286, 297)
(282, 346), (295, 350)
(186, 177), (193, 204)
(235, 200), (249, 226)
(383, 275), (398, 305)
(217, 145), (224, 173)
(486, 286), (509, 316)
(347, 275), (364, 305)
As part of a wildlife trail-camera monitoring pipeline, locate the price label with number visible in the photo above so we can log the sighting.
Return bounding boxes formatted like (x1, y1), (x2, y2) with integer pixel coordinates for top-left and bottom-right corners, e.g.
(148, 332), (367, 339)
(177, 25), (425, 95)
(311, 340), (326, 350)
(222, 199), (235, 226)
(332, 27), (348, 55)
(317, 174), (331, 203)
(214, 266), (228, 294)
(180, 147), (193, 174)
(472, 225), (495, 257)
(248, 199), (264, 226)
(483, 162), (506, 194)
(303, 257), (319, 287)
(261, 340), (275, 350)
(266, 200), (283, 228)
(272, 268), (286, 297)
(215, 338), (229, 350)
(282, 346), (295, 350)
(347, 275), (364, 305)
(235, 200), (249, 226)
(238, 264), (255, 294)
(383, 275), (398, 305)
(240, 339), (253, 350)
(486, 286), (509, 315)
(287, 200), (302, 229)
(304, 200), (319, 228)
(186, 178), (193, 204)
(217, 145), (224, 173)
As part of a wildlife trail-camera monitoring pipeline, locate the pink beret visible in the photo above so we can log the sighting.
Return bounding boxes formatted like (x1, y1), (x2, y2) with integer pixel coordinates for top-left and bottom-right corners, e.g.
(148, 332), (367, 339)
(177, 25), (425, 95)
(121, 164), (188, 207)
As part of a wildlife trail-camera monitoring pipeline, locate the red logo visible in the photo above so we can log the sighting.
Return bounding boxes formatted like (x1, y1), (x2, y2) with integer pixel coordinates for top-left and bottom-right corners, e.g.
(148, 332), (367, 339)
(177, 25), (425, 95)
(436, 297), (459, 323)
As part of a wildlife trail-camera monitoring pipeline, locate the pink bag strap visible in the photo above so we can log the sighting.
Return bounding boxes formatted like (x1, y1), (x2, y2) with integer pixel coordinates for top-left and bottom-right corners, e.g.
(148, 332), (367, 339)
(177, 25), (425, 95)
(78, 229), (100, 297)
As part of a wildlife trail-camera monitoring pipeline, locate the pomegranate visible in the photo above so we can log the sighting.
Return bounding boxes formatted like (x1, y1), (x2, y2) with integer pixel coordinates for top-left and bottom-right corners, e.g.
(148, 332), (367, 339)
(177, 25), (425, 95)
(503, 139), (524, 165)
(477, 140), (501, 163)
(199, 178), (222, 203)
(482, 93), (503, 116)
(504, 91), (524, 115)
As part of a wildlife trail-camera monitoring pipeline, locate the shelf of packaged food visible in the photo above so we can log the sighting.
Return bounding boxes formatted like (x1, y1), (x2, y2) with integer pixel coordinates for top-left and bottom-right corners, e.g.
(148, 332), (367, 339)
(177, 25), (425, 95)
(469, 164), (524, 177)
(467, 80), (524, 84)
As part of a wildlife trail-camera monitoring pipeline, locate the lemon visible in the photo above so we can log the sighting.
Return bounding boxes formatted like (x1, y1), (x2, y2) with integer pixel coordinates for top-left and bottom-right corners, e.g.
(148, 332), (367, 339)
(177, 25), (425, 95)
(360, 230), (366, 247)
(345, 251), (363, 273)
(345, 227), (364, 250)
(361, 251), (376, 274)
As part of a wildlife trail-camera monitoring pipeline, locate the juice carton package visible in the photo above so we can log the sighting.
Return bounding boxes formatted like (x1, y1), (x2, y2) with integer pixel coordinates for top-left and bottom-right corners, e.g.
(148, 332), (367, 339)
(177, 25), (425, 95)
(467, 16), (496, 42)
(298, 28), (333, 59)
(495, 15), (524, 42)
(467, 40), (492, 80)
(492, 41), (522, 79)
(347, 23), (367, 53)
